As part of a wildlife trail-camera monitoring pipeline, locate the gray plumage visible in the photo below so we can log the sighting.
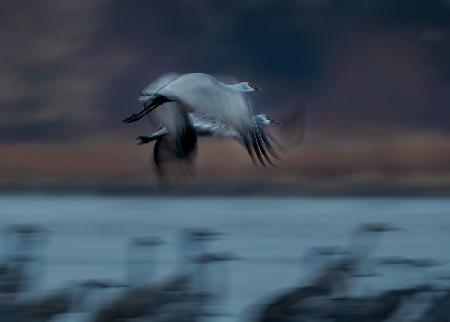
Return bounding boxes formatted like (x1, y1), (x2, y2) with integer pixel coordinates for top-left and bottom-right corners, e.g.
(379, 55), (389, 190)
(123, 73), (278, 173)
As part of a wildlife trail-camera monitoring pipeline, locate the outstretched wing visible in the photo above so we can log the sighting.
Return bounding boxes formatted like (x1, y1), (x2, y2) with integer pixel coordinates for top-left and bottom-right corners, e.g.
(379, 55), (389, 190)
(241, 118), (281, 167)
(140, 73), (179, 97)
(243, 104), (308, 166)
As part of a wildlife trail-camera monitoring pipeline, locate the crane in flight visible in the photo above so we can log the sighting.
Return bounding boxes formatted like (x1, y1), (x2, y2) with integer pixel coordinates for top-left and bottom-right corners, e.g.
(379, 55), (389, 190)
(122, 73), (282, 177)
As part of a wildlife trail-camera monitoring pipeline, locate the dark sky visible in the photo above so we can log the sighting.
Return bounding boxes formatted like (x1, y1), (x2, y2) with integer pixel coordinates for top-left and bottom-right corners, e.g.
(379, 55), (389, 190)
(1, 0), (450, 191)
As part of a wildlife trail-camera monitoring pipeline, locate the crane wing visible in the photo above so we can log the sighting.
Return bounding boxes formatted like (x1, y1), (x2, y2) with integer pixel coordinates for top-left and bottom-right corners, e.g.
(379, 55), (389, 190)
(152, 107), (198, 180)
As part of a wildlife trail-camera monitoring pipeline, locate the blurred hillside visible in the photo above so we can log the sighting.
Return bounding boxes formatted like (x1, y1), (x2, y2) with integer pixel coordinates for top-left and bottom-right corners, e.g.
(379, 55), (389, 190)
(1, 0), (450, 194)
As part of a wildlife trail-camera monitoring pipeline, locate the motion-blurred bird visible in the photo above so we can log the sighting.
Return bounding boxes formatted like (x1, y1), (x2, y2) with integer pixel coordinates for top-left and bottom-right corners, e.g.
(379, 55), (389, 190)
(136, 113), (279, 163)
(122, 73), (281, 177)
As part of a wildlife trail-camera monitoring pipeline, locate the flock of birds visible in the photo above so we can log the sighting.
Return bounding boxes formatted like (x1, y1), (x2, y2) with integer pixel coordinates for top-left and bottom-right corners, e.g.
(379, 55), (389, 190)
(4, 74), (446, 322)
(0, 223), (450, 322)
(0, 225), (237, 322)
(122, 73), (289, 178)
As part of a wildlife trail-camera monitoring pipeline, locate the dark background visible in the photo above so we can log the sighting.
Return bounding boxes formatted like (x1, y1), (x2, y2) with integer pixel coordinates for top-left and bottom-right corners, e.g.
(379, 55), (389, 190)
(1, 0), (450, 194)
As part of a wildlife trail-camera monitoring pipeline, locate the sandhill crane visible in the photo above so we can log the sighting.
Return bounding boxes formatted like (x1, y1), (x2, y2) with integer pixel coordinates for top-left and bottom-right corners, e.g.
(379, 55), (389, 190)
(253, 223), (399, 322)
(0, 225), (48, 297)
(92, 228), (230, 322)
(177, 228), (225, 272)
(136, 113), (277, 146)
(136, 114), (280, 178)
(123, 73), (280, 172)
(125, 236), (165, 288)
(309, 257), (434, 322)
(92, 252), (236, 322)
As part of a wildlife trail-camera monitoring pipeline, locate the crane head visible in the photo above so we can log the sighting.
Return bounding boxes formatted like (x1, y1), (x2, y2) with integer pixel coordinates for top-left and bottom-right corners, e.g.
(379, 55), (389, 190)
(246, 81), (262, 91)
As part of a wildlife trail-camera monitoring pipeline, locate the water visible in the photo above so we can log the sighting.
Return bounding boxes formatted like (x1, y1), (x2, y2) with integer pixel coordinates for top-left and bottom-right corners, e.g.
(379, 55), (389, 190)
(1, 196), (450, 319)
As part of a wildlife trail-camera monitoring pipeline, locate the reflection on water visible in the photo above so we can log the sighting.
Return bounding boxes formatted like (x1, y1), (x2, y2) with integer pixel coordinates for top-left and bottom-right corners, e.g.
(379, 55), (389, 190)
(0, 196), (450, 321)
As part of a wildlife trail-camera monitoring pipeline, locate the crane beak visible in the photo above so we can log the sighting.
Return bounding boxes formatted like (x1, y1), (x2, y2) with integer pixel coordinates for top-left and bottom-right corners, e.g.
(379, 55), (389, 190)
(254, 86), (262, 92)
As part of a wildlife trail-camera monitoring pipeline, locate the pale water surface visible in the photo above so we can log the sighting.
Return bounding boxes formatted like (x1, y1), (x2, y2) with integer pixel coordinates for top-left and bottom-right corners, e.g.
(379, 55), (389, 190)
(1, 196), (450, 319)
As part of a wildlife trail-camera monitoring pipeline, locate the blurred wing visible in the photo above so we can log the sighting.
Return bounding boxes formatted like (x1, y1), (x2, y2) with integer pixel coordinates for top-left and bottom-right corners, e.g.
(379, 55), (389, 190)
(284, 102), (307, 146)
(141, 73), (179, 96)
(246, 103), (307, 164)
(148, 101), (189, 134)
(153, 109), (198, 180)
(241, 118), (281, 167)
(273, 103), (308, 150)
